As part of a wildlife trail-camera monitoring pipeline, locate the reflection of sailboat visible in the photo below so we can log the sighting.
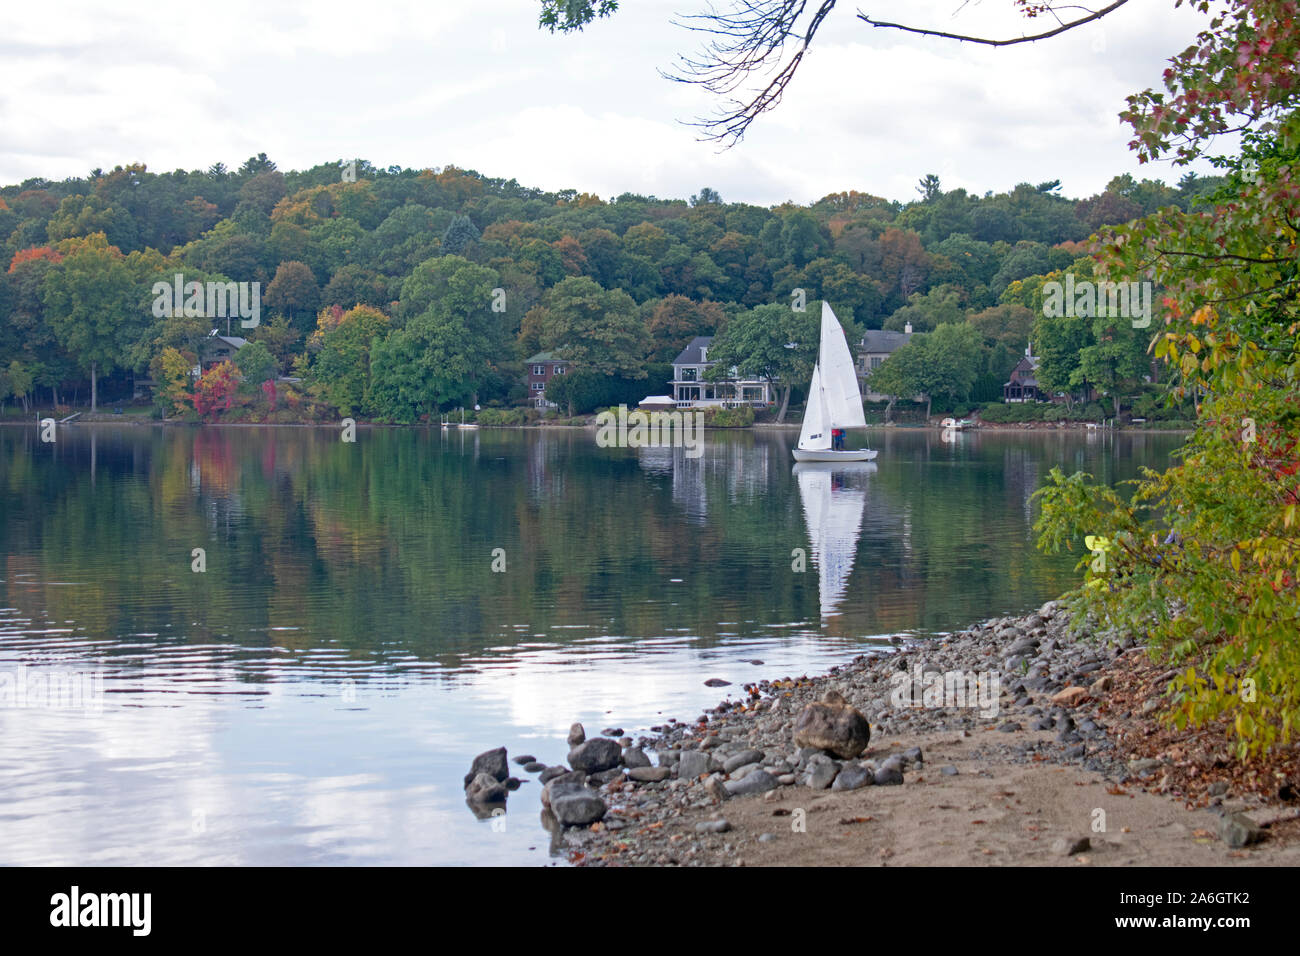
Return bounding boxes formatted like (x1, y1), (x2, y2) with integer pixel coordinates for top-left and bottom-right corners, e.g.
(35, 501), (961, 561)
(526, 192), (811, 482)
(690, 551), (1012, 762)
(794, 302), (876, 462)
(795, 461), (875, 619)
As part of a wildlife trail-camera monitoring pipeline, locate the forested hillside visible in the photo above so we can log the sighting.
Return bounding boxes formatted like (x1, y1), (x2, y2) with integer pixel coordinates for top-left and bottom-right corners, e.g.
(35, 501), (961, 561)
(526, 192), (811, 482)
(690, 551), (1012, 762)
(0, 156), (1220, 421)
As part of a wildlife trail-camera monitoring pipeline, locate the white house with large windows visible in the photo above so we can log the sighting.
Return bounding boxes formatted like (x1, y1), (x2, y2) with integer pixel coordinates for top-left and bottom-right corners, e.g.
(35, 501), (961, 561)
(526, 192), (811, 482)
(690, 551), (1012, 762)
(669, 336), (773, 408)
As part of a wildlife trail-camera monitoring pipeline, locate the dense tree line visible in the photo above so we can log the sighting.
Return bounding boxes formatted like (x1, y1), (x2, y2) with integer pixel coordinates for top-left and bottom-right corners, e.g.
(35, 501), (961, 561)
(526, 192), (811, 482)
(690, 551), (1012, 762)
(0, 154), (1221, 420)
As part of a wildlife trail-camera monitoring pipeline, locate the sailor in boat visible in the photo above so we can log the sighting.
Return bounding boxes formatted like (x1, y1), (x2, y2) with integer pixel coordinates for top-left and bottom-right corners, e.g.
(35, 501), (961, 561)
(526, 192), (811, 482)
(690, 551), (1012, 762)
(831, 428), (845, 451)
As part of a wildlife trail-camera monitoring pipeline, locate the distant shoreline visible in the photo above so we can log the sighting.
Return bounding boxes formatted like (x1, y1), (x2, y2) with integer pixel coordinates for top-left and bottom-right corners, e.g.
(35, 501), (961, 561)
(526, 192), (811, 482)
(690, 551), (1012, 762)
(1, 416), (1194, 435)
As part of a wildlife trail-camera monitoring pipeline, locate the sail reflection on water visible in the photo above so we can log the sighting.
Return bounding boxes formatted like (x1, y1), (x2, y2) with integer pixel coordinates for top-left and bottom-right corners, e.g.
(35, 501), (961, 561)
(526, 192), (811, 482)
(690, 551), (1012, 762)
(795, 461), (876, 620)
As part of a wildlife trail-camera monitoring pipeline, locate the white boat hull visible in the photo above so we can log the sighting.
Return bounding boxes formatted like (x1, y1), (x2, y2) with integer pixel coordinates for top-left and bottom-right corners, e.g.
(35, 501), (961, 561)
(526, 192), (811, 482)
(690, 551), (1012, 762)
(792, 448), (877, 462)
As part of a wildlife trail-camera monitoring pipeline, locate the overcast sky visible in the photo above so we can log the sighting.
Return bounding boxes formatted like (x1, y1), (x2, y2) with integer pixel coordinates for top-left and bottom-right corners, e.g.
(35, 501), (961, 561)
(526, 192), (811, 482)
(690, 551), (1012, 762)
(0, 1), (1223, 205)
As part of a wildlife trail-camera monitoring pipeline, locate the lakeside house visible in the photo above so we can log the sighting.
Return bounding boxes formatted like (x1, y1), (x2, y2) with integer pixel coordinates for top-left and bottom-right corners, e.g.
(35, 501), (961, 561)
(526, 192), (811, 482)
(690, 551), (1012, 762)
(525, 351), (567, 408)
(858, 324), (914, 402)
(199, 332), (248, 371)
(669, 336), (773, 408)
(1003, 344), (1042, 403)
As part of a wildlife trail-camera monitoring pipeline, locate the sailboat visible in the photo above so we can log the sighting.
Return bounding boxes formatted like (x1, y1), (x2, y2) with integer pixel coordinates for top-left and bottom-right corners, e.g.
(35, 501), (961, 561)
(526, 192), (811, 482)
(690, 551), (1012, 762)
(793, 302), (877, 462)
(794, 460), (874, 618)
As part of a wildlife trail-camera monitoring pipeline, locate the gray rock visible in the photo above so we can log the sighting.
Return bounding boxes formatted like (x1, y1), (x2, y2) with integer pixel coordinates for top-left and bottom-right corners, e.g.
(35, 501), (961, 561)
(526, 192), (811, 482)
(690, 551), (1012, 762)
(677, 750), (715, 780)
(874, 766), (904, 786)
(1208, 781), (1229, 797)
(705, 775), (730, 801)
(1052, 836), (1091, 856)
(538, 765), (568, 784)
(568, 737), (622, 773)
(540, 770), (587, 808)
(723, 749), (765, 773)
(463, 747), (509, 788)
(629, 766), (671, 783)
(552, 790), (606, 827)
(523, 761), (546, 773)
(1217, 812), (1264, 848)
(792, 690), (871, 760)
(997, 721), (1023, 733)
(696, 819), (732, 833)
(588, 767), (624, 785)
(601, 727), (623, 737)
(567, 722), (586, 747)
(807, 755), (840, 790)
(831, 763), (874, 791)
(940, 765), (959, 776)
(1127, 757), (1162, 776)
(727, 762), (761, 781)
(879, 754), (905, 773)
(465, 772), (507, 803)
(725, 769), (780, 796)
(758, 833), (778, 843)
(622, 747), (652, 769)
(513, 754), (536, 765)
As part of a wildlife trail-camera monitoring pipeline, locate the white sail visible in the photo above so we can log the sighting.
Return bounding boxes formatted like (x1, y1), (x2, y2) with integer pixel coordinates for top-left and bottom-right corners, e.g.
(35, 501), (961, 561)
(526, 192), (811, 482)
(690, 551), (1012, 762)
(796, 463), (870, 618)
(797, 362), (831, 450)
(819, 301), (866, 429)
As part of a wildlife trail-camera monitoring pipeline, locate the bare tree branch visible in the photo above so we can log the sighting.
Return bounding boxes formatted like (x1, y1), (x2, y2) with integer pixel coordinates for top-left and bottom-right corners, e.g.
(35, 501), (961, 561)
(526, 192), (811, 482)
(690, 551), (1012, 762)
(857, 0), (1130, 47)
(652, 0), (1132, 146)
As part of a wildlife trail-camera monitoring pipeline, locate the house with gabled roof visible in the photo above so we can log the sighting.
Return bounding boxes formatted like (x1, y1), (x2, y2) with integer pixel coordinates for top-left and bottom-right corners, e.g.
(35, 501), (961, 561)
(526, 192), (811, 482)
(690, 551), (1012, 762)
(1003, 343), (1042, 403)
(857, 323), (914, 401)
(669, 336), (772, 408)
(198, 332), (248, 371)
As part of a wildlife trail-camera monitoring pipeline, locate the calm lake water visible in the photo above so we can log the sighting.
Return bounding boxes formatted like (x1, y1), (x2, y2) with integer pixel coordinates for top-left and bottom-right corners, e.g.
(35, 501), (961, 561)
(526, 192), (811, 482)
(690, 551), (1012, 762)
(0, 424), (1183, 865)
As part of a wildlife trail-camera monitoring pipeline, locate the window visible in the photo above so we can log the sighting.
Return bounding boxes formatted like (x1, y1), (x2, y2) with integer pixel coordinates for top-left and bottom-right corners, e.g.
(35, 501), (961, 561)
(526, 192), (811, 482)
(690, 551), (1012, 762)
(553, 366), (565, 375)
(680, 367), (696, 381)
(532, 365), (545, 376)
(531, 382), (545, 391)
(699, 347), (708, 363)
(871, 356), (884, 369)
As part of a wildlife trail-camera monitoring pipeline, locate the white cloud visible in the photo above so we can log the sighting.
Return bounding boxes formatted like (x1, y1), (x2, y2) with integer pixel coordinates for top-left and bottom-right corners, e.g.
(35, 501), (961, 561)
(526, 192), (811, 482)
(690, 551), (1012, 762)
(0, 0), (1226, 201)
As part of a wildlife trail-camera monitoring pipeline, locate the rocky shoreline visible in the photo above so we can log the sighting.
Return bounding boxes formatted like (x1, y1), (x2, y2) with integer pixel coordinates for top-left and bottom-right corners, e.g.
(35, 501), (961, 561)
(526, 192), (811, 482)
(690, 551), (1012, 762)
(463, 600), (1299, 866)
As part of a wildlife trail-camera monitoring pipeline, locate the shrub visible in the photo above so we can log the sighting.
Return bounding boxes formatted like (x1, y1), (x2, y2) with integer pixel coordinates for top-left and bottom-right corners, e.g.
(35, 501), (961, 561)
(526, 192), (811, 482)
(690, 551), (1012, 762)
(475, 407), (527, 426)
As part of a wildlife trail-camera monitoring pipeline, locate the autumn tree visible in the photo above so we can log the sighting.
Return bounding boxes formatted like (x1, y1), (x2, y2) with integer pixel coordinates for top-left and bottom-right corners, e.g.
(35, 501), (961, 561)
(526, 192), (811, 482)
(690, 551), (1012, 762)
(265, 260), (321, 330)
(40, 233), (143, 410)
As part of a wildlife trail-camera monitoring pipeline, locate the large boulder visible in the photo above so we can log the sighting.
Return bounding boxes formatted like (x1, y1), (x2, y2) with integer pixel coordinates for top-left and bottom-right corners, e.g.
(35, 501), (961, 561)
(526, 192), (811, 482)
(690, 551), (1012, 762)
(793, 690), (871, 760)
(568, 737), (622, 773)
(463, 747), (509, 789)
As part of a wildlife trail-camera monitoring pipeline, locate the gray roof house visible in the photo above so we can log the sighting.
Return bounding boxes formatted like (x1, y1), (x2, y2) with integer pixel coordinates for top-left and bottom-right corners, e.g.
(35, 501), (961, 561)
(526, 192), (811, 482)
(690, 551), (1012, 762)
(670, 336), (773, 408)
(858, 323), (914, 401)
